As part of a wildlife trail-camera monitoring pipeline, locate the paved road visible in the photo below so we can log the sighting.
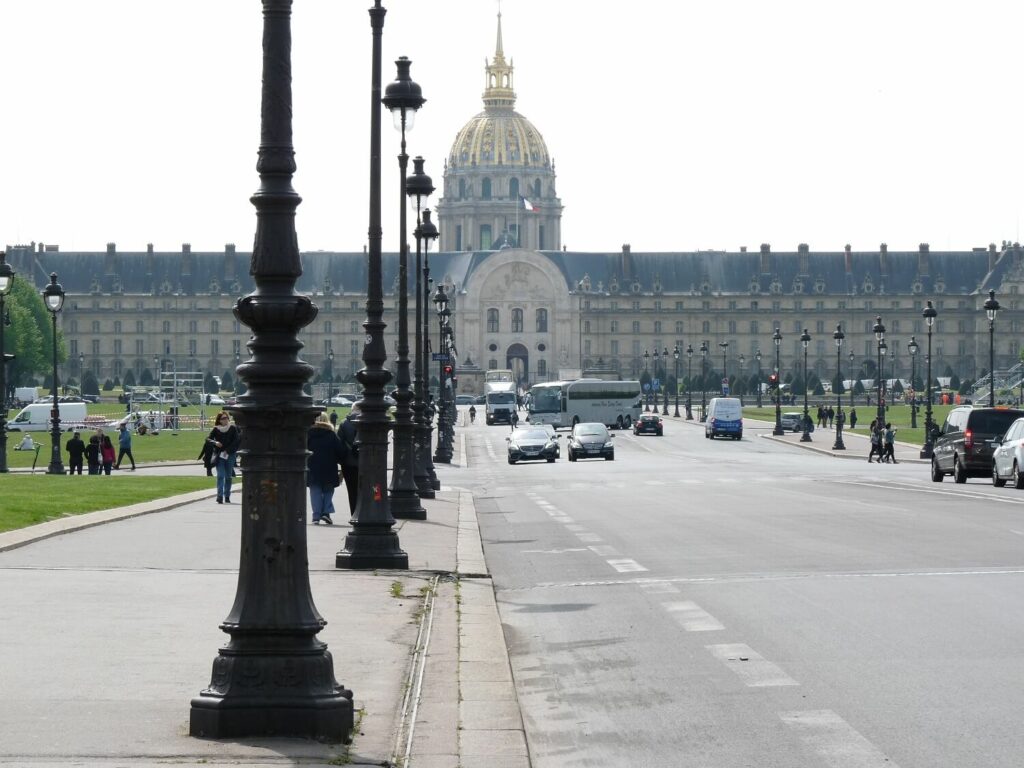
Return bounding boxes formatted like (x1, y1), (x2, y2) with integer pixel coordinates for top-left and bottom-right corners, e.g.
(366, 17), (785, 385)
(462, 412), (1024, 767)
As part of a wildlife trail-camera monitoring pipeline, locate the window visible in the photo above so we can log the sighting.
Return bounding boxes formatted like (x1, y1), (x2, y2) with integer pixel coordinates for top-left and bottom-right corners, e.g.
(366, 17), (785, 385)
(481, 178), (492, 200)
(189, 321), (198, 334)
(675, 321), (684, 334)
(675, 301), (684, 310)
(632, 301), (641, 311)
(487, 308), (499, 333)
(654, 301), (662, 311)
(584, 321), (591, 333)
(189, 340), (197, 356)
(114, 321), (122, 334)
(702, 321), (710, 333)
(536, 308), (548, 332)
(458, 178), (466, 199)
(162, 321), (171, 334)
(233, 340), (242, 356)
(610, 321), (619, 333)
(584, 340), (591, 356)
(351, 340), (359, 356)
(610, 340), (619, 355)
(489, 359), (498, 370)
(92, 321), (100, 333)
(728, 321), (737, 334)
(509, 178), (519, 199)
(654, 321), (662, 334)
(816, 321), (824, 334)
(211, 320), (219, 334)
(511, 309), (524, 333)
(750, 320), (759, 335)
(113, 339), (122, 356)
(632, 321), (640, 334)
(350, 321), (359, 334)
(323, 320), (332, 334)
(135, 340), (144, 356)
(480, 224), (492, 250)
(750, 301), (759, 311)
(92, 340), (100, 356)
(211, 340), (219, 356)
(136, 320), (144, 333)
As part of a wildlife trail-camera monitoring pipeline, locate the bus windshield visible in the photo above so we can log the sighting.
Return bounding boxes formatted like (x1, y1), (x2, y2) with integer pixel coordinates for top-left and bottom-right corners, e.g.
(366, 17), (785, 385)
(530, 387), (562, 414)
(487, 392), (516, 404)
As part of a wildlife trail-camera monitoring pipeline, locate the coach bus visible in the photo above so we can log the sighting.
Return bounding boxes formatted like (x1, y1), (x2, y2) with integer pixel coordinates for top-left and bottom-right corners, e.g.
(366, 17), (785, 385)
(527, 379), (642, 430)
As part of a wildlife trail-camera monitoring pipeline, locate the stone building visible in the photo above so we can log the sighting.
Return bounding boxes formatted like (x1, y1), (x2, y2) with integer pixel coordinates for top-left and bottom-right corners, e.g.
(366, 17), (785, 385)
(4, 13), (1023, 397)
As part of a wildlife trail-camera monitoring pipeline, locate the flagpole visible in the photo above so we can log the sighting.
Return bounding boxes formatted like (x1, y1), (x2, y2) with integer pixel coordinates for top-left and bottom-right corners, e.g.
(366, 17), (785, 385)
(516, 195), (520, 247)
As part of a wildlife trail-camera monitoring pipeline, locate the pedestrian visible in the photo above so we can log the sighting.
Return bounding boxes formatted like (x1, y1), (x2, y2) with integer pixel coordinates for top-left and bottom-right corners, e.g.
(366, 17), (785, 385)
(207, 411), (241, 504)
(17, 433), (35, 451)
(66, 431), (86, 475)
(338, 403), (361, 515)
(329, 410), (339, 428)
(827, 406), (835, 429)
(849, 407), (858, 430)
(197, 434), (215, 476)
(85, 435), (101, 475)
(883, 422), (898, 463)
(114, 423), (136, 470)
(307, 412), (346, 525)
(867, 419), (880, 463)
(817, 405), (825, 428)
(510, 409), (519, 429)
(100, 435), (116, 475)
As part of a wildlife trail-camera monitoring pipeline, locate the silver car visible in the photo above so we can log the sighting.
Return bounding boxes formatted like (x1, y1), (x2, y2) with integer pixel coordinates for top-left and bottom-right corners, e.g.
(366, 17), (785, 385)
(991, 417), (1024, 488)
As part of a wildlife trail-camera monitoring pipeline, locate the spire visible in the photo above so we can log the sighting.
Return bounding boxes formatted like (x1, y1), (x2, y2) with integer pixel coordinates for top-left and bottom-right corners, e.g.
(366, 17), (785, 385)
(483, 7), (515, 110)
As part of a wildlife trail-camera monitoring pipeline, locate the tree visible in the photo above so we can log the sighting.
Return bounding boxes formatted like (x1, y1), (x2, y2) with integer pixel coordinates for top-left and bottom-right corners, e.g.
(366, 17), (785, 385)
(82, 370), (101, 396)
(832, 372), (846, 395)
(854, 380), (866, 395)
(204, 371), (218, 393)
(122, 369), (136, 388)
(139, 369), (154, 386)
(221, 371), (234, 392)
(5, 278), (59, 386)
(949, 373), (961, 391)
(103, 378), (115, 391)
(813, 380), (825, 396)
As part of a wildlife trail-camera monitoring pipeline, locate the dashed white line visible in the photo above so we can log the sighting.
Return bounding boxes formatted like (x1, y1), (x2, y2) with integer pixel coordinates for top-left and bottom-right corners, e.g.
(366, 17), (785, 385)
(706, 643), (799, 687)
(587, 545), (620, 557)
(607, 558), (648, 573)
(663, 600), (725, 631)
(638, 582), (680, 594)
(575, 533), (603, 543)
(780, 709), (901, 767)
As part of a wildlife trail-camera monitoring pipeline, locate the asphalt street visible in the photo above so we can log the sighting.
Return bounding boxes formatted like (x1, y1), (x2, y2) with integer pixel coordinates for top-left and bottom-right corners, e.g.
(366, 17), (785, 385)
(464, 412), (1024, 768)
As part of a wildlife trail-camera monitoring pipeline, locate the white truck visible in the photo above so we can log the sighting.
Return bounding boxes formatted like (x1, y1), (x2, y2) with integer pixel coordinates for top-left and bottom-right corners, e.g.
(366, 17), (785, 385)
(8, 402), (88, 432)
(14, 387), (40, 407)
(484, 381), (517, 425)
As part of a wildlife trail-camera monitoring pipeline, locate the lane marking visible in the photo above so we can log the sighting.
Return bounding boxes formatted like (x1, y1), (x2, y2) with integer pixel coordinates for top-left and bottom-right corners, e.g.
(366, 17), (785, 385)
(780, 709), (901, 767)
(575, 533), (603, 543)
(706, 643), (799, 687)
(521, 547), (590, 555)
(607, 558), (648, 573)
(588, 545), (620, 557)
(563, 524), (586, 532)
(638, 582), (680, 594)
(841, 479), (1024, 505)
(663, 600), (725, 631)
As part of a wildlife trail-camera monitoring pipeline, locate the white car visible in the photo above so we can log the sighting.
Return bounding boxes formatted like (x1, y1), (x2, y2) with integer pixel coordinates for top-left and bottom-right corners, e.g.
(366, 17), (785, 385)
(991, 417), (1024, 488)
(204, 394), (226, 405)
(325, 395), (355, 406)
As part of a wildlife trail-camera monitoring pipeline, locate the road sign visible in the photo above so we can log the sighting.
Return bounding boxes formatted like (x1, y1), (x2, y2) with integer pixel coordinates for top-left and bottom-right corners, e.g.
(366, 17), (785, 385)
(722, 384), (730, 395)
(432, 353), (451, 362)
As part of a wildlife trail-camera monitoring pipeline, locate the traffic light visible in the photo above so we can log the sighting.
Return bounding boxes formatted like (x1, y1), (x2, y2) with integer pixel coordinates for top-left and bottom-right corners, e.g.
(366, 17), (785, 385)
(768, 373), (778, 386)
(443, 365), (453, 377)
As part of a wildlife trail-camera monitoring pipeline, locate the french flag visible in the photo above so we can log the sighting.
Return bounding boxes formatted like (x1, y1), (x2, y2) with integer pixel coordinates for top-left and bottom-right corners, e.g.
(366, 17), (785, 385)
(521, 196), (537, 212)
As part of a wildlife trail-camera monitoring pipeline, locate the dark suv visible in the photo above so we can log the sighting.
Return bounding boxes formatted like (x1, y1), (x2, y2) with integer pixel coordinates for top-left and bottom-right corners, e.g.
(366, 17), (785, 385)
(931, 406), (1024, 483)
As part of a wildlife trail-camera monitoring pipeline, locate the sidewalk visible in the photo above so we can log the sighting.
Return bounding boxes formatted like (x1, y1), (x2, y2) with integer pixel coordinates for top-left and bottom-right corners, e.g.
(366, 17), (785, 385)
(0, 436), (529, 767)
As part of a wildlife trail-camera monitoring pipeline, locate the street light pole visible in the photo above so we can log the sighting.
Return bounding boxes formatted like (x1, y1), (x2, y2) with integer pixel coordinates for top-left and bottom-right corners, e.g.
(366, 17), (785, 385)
(699, 341), (708, 421)
(772, 328), (784, 435)
(755, 350), (762, 408)
(383, 56), (426, 520)
(336, 0), (409, 571)
(985, 289), (1000, 407)
(417, 209), (440, 492)
(0, 253), (14, 474)
(643, 349), (650, 412)
(720, 341), (728, 395)
(800, 328), (812, 442)
(833, 324), (845, 450)
(191, 0), (352, 741)
(879, 338), (888, 426)
(685, 344), (693, 420)
(920, 300), (937, 459)
(738, 353), (746, 406)
(653, 348), (661, 413)
(661, 346), (669, 415)
(908, 336), (918, 429)
(673, 345), (680, 418)
(433, 285), (453, 464)
(327, 350), (334, 406)
(43, 273), (65, 475)
(873, 316), (886, 426)
(848, 349), (855, 409)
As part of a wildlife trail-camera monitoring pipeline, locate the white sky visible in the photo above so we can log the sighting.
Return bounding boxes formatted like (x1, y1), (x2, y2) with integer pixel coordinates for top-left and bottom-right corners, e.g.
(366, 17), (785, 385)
(3, 1), (1022, 255)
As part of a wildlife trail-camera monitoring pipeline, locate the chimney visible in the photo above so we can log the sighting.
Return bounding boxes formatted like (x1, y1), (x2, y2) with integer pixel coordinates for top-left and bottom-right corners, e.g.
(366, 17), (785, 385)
(918, 243), (930, 277)
(989, 242), (998, 272)
(224, 243), (237, 283)
(104, 243), (117, 293)
(879, 243), (888, 277)
(760, 243), (771, 275)
(798, 243), (810, 276)
(844, 244), (852, 275)
(621, 243), (632, 281)
(146, 244), (156, 295)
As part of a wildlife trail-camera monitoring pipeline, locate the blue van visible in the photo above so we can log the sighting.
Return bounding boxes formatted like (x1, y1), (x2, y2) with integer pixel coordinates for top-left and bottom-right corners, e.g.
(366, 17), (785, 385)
(705, 397), (743, 440)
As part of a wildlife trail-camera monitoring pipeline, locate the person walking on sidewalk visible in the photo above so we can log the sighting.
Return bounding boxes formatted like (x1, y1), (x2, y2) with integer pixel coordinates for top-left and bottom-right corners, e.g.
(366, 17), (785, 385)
(100, 435), (116, 475)
(208, 411), (240, 503)
(307, 412), (346, 525)
(867, 419), (881, 462)
(339, 403), (361, 515)
(114, 423), (136, 470)
(850, 407), (858, 430)
(883, 422), (898, 463)
(66, 431), (85, 475)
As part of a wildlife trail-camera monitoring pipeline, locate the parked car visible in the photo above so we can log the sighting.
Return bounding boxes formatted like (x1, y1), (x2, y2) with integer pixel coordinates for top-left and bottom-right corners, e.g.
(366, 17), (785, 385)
(202, 394), (226, 405)
(506, 426), (560, 464)
(633, 413), (663, 436)
(322, 394), (354, 406)
(455, 394), (476, 406)
(567, 422), (615, 461)
(991, 417), (1024, 488)
(474, 395), (486, 405)
(779, 411), (813, 433)
(932, 405), (1024, 483)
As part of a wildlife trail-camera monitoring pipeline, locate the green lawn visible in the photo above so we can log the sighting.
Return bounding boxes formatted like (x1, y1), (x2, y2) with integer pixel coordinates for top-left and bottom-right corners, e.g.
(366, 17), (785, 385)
(742, 403), (953, 446)
(0, 475), (223, 533)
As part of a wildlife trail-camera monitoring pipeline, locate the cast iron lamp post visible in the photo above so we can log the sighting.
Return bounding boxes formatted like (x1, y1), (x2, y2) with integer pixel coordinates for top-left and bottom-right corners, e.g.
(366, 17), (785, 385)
(234, 351), (241, 396)
(833, 324), (845, 450)
(383, 56), (426, 520)
(879, 338), (888, 426)
(643, 349), (650, 411)
(78, 351), (85, 389)
(772, 328), (784, 435)
(336, 0), (409, 572)
(908, 336), (919, 429)
(661, 347), (670, 415)
(653, 347), (661, 413)
(738, 354), (746, 405)
(699, 341), (708, 421)
(873, 316), (886, 426)
(191, 0), (353, 741)
(43, 273), (65, 475)
(685, 344), (693, 420)
(433, 284), (453, 463)
(755, 350), (763, 408)
(800, 328), (812, 442)
(920, 300), (937, 458)
(720, 341), (728, 395)
(406, 155), (438, 496)
(418, 210), (440, 490)
(327, 350), (334, 405)
(985, 289), (1000, 407)
(848, 349), (855, 409)
(672, 345), (680, 417)
(0, 253), (14, 473)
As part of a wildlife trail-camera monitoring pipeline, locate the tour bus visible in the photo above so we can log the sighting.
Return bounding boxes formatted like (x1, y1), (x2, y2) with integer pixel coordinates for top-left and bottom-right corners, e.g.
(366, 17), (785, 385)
(528, 379), (642, 430)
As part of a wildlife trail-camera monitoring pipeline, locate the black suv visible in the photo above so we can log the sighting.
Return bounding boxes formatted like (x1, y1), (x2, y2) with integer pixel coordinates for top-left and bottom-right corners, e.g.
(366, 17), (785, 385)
(931, 406), (1024, 483)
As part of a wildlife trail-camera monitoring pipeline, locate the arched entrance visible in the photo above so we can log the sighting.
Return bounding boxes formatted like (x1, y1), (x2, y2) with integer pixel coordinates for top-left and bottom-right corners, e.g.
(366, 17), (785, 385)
(507, 343), (529, 390)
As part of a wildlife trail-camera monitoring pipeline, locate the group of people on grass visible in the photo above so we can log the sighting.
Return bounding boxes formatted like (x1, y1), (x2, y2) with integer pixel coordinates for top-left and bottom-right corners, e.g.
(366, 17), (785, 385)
(62, 423), (136, 475)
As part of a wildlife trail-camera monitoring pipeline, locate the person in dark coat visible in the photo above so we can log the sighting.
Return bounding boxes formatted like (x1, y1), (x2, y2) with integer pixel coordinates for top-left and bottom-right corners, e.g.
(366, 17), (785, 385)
(85, 435), (101, 475)
(207, 411), (241, 503)
(66, 431), (86, 475)
(307, 412), (346, 525)
(338, 403), (361, 515)
(197, 437), (215, 476)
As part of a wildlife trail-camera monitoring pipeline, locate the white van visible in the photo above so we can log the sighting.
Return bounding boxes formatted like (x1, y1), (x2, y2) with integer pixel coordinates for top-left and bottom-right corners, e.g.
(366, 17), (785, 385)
(8, 402), (88, 432)
(704, 397), (743, 440)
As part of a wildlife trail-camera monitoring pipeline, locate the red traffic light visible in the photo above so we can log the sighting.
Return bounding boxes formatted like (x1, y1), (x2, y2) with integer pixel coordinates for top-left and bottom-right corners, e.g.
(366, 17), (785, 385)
(443, 365), (453, 375)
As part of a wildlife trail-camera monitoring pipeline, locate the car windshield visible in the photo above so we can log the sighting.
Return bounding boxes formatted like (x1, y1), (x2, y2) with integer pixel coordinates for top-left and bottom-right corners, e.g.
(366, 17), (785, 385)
(513, 429), (550, 441)
(576, 426), (607, 437)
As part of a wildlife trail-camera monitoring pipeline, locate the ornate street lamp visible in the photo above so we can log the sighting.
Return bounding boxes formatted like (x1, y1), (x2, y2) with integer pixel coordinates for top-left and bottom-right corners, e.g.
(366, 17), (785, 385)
(920, 300), (937, 458)
(848, 349), (855, 409)
(719, 341), (729, 394)
(643, 348), (650, 411)
(873, 316), (886, 426)
(191, 0), (352, 741)
(738, 353), (746, 405)
(685, 344), (693, 420)
(661, 346), (670, 415)
(383, 56), (426, 520)
(699, 341), (708, 421)
(879, 338), (888, 426)
(653, 347), (661, 412)
(985, 289), (1000, 407)
(327, 350), (334, 405)
(833, 324), (845, 450)
(772, 328), (784, 435)
(0, 253), (14, 473)
(672, 345), (680, 418)
(433, 284), (453, 463)
(234, 351), (241, 396)
(42, 273), (65, 475)
(800, 328), (812, 443)
(908, 336), (919, 429)
(416, 209), (440, 492)
(336, 0), (409, 572)
(755, 350), (763, 408)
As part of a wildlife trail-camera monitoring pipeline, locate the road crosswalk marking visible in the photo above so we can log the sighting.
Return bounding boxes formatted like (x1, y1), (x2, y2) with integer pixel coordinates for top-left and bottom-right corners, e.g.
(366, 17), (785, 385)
(706, 643), (799, 687)
(663, 600), (725, 631)
(780, 710), (901, 767)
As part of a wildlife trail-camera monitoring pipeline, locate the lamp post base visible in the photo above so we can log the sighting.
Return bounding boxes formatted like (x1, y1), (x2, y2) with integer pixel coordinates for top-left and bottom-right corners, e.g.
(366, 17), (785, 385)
(919, 443), (934, 460)
(832, 437), (846, 450)
(336, 529), (410, 570)
(800, 431), (813, 443)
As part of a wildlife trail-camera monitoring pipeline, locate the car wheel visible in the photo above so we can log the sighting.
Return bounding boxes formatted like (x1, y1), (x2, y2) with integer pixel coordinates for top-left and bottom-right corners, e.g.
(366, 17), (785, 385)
(606, 454), (614, 461)
(930, 458), (944, 482)
(657, 430), (663, 436)
(624, 416), (632, 428)
(572, 416), (580, 427)
(954, 456), (967, 484)
(568, 450), (576, 462)
(508, 458), (516, 465)
(547, 457), (555, 463)
(1015, 461), (1024, 490)
(993, 463), (1007, 487)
